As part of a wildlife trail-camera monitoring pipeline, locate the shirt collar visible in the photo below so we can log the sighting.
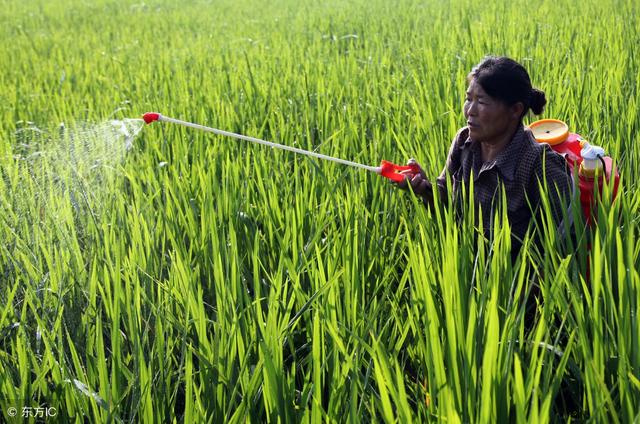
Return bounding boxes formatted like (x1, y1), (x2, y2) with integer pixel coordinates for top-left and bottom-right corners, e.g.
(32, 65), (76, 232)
(494, 125), (528, 181)
(462, 124), (529, 181)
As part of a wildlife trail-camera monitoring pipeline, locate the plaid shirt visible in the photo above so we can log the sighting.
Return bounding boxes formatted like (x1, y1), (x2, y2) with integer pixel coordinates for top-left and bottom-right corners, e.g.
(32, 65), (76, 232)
(436, 124), (573, 250)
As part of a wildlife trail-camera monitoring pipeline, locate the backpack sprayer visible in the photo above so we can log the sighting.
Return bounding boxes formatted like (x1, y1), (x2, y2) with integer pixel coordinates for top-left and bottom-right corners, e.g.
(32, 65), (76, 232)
(529, 119), (621, 225)
(142, 112), (419, 183)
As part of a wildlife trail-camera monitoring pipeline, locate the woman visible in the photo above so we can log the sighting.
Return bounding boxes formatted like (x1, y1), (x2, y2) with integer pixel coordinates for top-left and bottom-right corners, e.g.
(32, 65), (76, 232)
(399, 56), (573, 256)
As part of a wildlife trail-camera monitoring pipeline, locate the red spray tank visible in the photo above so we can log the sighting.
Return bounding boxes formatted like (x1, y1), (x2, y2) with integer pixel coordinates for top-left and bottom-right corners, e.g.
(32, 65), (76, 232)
(528, 119), (620, 226)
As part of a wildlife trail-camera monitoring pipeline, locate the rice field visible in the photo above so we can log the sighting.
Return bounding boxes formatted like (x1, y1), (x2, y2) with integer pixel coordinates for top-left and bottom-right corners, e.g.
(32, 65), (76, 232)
(1, 0), (639, 422)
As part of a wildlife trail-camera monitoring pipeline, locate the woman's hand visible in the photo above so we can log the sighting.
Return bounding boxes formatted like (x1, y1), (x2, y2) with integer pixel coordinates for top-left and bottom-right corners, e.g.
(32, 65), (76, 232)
(396, 159), (433, 204)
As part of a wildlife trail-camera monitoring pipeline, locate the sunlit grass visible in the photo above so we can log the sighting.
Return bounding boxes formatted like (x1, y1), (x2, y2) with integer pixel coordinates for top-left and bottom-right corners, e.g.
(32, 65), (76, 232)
(1, 0), (639, 422)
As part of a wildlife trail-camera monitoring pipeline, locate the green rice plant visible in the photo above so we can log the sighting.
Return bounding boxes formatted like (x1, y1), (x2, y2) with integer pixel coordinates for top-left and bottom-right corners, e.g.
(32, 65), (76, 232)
(1, 0), (639, 422)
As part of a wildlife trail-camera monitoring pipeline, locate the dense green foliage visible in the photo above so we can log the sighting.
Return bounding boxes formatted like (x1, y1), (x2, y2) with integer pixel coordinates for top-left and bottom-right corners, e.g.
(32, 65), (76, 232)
(1, 0), (639, 421)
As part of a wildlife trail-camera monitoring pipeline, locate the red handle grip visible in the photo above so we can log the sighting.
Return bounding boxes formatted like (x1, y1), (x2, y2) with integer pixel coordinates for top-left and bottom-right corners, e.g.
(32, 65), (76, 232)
(379, 160), (421, 182)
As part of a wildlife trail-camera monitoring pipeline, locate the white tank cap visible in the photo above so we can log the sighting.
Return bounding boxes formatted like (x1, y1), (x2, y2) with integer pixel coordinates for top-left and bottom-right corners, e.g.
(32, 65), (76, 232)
(581, 142), (605, 160)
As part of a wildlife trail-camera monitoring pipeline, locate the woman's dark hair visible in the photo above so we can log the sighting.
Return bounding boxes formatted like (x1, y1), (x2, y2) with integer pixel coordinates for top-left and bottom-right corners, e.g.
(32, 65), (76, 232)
(468, 56), (546, 117)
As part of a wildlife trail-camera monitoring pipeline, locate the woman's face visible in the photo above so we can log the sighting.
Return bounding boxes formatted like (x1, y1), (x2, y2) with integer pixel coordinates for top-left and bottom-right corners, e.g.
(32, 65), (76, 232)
(464, 78), (522, 144)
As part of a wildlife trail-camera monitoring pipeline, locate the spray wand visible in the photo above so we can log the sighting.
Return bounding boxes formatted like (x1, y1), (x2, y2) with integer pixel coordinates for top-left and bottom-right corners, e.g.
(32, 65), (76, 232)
(142, 112), (418, 183)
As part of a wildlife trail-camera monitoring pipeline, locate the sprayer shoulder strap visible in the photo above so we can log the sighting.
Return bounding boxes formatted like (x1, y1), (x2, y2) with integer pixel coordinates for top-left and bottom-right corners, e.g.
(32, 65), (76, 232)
(516, 130), (544, 188)
(519, 131), (575, 234)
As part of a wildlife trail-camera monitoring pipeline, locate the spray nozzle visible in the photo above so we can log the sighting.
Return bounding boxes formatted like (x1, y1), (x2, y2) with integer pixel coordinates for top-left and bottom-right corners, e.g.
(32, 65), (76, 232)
(143, 112), (161, 124)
